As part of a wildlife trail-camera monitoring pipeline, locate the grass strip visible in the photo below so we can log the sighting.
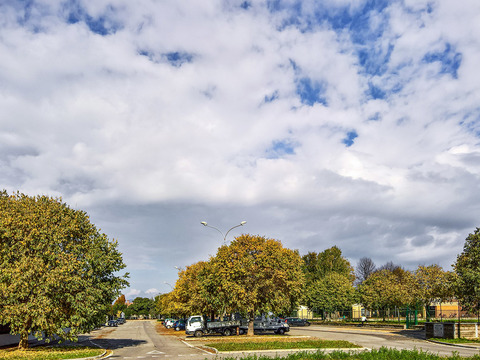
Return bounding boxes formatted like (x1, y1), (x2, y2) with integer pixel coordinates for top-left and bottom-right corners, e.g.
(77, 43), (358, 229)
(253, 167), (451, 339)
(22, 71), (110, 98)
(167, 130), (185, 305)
(0, 345), (104, 360)
(430, 337), (480, 344)
(221, 347), (480, 359)
(206, 339), (360, 351)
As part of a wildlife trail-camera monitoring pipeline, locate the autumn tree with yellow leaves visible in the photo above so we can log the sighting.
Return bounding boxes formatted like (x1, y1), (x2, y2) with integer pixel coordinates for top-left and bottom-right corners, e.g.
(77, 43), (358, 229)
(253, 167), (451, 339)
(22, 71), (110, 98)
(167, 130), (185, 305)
(0, 191), (129, 349)
(208, 234), (305, 335)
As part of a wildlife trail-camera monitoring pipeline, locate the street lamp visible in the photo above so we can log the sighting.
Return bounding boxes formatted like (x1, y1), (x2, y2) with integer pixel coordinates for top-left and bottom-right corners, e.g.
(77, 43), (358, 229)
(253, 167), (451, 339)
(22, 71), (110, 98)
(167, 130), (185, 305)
(200, 221), (247, 243)
(164, 281), (173, 290)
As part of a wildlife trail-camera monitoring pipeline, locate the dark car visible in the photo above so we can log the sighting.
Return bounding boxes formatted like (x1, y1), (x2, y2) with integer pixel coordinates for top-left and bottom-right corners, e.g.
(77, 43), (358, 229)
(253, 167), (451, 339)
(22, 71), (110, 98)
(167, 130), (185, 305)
(285, 317), (310, 326)
(173, 319), (185, 331)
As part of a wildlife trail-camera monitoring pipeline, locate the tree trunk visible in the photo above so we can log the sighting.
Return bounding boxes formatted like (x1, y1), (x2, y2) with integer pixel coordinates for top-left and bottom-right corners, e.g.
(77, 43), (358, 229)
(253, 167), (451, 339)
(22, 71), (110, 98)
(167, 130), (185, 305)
(247, 310), (254, 336)
(18, 333), (29, 350)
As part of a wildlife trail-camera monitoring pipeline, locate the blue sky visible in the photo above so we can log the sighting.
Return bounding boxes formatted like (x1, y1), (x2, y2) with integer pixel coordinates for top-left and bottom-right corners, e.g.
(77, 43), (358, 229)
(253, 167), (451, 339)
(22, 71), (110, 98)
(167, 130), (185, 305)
(1, 0), (480, 299)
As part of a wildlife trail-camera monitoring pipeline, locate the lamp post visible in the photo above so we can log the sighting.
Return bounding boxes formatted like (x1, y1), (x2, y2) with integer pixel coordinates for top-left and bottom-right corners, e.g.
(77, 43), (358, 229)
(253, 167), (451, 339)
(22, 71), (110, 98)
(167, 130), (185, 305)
(164, 281), (173, 290)
(200, 221), (247, 243)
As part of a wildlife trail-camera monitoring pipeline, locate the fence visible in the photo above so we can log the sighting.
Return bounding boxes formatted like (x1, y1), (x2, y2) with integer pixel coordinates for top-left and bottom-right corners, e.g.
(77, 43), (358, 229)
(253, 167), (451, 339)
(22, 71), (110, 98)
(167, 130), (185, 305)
(300, 307), (480, 324)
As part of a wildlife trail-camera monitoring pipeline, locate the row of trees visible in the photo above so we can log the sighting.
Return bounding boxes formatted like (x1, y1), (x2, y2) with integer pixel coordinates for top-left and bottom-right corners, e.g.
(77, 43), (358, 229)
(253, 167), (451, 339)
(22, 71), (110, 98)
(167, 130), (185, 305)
(302, 246), (454, 319)
(157, 228), (480, 326)
(111, 295), (156, 318)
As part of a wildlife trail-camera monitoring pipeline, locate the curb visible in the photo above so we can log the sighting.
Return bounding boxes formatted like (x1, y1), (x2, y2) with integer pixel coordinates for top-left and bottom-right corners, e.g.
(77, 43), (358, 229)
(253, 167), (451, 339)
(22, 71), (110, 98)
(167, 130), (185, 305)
(215, 347), (370, 354)
(427, 339), (480, 349)
(69, 349), (109, 360)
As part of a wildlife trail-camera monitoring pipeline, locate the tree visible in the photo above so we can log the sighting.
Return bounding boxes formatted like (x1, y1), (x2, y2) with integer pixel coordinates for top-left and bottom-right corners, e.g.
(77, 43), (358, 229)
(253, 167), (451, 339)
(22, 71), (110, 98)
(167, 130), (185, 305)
(302, 247), (355, 283)
(0, 191), (129, 349)
(172, 260), (218, 318)
(355, 257), (376, 285)
(112, 294), (127, 317)
(305, 273), (356, 316)
(454, 228), (480, 319)
(209, 234), (305, 335)
(378, 261), (401, 272)
(358, 268), (415, 321)
(414, 264), (453, 319)
(125, 297), (155, 318)
(156, 292), (176, 318)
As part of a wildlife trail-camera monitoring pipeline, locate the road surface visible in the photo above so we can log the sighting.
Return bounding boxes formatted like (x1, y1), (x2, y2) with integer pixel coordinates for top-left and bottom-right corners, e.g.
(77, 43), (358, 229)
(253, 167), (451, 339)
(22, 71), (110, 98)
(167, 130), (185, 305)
(289, 325), (480, 357)
(82, 320), (211, 359)
(80, 320), (480, 359)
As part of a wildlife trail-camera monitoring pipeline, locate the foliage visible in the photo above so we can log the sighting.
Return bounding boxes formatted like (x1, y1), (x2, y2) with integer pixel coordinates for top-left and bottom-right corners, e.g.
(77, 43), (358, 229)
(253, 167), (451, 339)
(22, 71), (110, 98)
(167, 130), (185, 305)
(358, 268), (415, 318)
(112, 294), (127, 317)
(0, 191), (128, 349)
(302, 247), (355, 284)
(208, 234), (305, 334)
(302, 247), (355, 315)
(454, 228), (480, 316)
(125, 297), (155, 317)
(170, 260), (218, 317)
(221, 347), (480, 360)
(305, 273), (356, 314)
(206, 338), (360, 351)
(414, 264), (453, 314)
(156, 292), (175, 316)
(0, 346), (104, 360)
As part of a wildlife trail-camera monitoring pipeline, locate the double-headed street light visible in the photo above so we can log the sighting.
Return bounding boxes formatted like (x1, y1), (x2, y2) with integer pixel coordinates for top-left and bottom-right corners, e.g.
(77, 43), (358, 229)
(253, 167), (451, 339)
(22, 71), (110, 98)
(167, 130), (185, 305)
(200, 220), (247, 243)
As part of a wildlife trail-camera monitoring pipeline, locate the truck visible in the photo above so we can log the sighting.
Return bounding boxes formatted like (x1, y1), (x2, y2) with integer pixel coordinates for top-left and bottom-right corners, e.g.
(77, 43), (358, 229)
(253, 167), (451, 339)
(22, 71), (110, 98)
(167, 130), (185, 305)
(185, 315), (245, 337)
(251, 315), (290, 335)
(185, 314), (289, 337)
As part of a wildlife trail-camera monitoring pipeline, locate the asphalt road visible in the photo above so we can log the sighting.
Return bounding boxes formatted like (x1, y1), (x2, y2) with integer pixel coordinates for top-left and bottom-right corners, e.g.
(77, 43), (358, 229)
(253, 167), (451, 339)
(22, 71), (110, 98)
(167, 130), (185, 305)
(82, 320), (211, 359)
(80, 320), (480, 359)
(289, 325), (480, 357)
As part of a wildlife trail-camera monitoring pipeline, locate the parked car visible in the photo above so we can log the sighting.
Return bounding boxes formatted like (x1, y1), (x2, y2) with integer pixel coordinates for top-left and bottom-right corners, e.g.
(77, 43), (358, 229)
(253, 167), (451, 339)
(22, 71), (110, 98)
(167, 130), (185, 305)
(164, 318), (177, 328)
(173, 319), (186, 331)
(107, 319), (118, 327)
(285, 317), (310, 326)
(117, 318), (126, 324)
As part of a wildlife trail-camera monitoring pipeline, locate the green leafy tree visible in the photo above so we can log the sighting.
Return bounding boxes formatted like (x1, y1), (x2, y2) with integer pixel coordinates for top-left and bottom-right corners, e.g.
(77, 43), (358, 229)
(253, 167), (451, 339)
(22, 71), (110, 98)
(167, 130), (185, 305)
(209, 234), (305, 335)
(302, 246), (355, 315)
(0, 191), (128, 349)
(305, 272), (356, 316)
(302, 247), (355, 283)
(125, 297), (155, 318)
(414, 264), (453, 319)
(454, 228), (480, 319)
(358, 268), (415, 320)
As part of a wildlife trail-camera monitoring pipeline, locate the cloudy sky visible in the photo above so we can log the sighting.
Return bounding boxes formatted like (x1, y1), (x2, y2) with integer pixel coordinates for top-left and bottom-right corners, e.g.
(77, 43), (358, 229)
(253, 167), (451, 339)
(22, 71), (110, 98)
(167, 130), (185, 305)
(1, 0), (480, 299)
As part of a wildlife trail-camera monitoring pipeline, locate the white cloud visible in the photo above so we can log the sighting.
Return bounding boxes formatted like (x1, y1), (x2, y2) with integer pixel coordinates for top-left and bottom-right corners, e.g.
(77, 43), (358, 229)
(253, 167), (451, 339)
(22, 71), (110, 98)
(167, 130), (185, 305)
(145, 288), (160, 296)
(1, 0), (479, 293)
(125, 288), (141, 298)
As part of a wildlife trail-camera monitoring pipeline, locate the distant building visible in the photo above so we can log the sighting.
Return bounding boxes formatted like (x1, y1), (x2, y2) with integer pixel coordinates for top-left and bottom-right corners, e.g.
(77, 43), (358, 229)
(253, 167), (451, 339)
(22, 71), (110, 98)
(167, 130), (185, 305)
(296, 305), (313, 319)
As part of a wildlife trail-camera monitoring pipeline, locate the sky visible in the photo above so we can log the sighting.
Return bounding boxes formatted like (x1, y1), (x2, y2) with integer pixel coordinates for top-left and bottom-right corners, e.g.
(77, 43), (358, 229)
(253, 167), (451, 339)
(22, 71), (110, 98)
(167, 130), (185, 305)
(1, 0), (480, 300)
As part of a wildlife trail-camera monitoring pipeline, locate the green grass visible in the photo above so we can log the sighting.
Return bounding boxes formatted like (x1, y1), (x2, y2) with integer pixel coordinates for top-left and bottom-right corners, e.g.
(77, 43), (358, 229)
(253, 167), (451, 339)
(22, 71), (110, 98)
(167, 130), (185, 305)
(430, 337), (480, 344)
(0, 345), (105, 360)
(206, 339), (360, 351)
(221, 347), (480, 359)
